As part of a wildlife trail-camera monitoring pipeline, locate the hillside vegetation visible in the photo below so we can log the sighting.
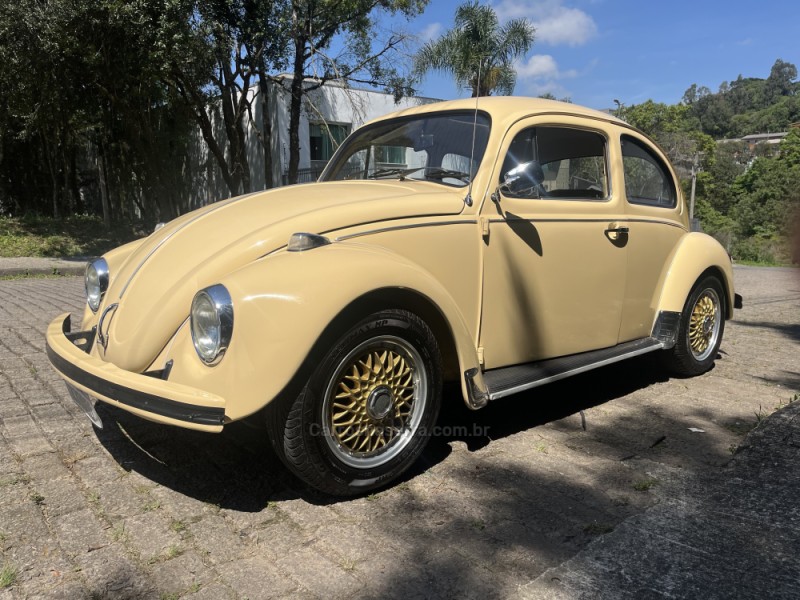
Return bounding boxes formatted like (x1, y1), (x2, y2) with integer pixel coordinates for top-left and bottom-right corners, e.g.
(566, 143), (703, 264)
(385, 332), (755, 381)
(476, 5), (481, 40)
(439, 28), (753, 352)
(615, 59), (800, 264)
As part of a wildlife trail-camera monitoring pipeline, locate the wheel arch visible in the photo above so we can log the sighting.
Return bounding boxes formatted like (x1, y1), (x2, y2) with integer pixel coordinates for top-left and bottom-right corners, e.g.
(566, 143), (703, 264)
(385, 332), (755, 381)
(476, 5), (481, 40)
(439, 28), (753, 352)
(653, 232), (736, 322)
(321, 287), (460, 383)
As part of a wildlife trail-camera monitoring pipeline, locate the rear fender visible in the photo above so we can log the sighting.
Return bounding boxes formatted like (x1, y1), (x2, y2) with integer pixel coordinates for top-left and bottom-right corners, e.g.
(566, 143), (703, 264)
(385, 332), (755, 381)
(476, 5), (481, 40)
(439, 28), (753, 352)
(653, 232), (735, 321)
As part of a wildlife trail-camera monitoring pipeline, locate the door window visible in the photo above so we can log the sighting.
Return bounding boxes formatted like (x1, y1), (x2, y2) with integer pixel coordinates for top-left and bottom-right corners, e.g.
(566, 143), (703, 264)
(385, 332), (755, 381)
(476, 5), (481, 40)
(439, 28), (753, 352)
(500, 126), (608, 200)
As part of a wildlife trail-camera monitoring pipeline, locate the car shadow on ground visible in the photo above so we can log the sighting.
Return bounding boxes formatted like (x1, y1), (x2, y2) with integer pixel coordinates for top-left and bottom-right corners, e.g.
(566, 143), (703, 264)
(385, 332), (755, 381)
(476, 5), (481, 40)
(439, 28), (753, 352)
(92, 353), (673, 511)
(734, 319), (800, 344)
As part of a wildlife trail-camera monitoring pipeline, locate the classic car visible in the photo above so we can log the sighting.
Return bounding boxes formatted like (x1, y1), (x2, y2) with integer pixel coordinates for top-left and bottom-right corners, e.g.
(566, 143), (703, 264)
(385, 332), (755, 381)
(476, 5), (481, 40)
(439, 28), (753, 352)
(46, 97), (742, 496)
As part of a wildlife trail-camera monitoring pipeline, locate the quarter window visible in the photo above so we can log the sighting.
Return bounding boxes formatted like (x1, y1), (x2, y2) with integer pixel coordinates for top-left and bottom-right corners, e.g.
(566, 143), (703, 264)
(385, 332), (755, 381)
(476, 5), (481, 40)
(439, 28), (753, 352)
(500, 126), (608, 200)
(621, 135), (676, 208)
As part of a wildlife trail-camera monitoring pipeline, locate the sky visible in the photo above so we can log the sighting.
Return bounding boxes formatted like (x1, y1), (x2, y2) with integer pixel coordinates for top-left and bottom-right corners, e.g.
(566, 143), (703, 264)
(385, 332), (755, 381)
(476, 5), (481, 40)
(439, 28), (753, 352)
(393, 0), (800, 110)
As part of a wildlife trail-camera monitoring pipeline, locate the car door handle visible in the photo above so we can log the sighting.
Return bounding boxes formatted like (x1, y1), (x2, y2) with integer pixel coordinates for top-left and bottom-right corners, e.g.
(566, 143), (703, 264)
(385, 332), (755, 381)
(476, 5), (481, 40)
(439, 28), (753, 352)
(606, 225), (629, 234)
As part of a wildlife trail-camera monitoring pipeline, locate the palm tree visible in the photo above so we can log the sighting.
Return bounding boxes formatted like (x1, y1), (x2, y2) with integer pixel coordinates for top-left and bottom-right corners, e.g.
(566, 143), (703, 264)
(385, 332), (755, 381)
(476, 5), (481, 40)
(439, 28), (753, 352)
(414, 1), (535, 97)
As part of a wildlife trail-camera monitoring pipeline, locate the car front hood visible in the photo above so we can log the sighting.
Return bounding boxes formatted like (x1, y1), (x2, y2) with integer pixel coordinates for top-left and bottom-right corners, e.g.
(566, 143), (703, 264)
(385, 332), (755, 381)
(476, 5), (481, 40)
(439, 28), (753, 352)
(99, 180), (464, 372)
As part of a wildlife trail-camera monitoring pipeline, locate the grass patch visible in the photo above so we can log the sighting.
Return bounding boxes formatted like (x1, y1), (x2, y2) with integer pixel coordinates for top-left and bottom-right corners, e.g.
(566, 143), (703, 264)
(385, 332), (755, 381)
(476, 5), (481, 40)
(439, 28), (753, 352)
(632, 479), (657, 492)
(734, 259), (795, 267)
(0, 215), (144, 258)
(583, 522), (614, 535)
(111, 524), (127, 543)
(0, 563), (18, 588)
(30, 492), (45, 505)
(0, 473), (30, 487)
(470, 518), (486, 531)
(723, 421), (755, 436)
(169, 520), (186, 533)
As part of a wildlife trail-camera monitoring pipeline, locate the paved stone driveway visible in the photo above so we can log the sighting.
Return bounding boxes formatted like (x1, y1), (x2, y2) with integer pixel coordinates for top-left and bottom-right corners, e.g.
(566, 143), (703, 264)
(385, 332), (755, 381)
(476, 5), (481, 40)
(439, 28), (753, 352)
(0, 266), (797, 599)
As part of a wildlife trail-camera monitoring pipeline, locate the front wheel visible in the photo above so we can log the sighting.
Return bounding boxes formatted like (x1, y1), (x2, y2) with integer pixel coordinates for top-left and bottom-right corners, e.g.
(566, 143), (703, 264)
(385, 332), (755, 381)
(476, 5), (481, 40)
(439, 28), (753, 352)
(267, 309), (442, 496)
(664, 275), (726, 377)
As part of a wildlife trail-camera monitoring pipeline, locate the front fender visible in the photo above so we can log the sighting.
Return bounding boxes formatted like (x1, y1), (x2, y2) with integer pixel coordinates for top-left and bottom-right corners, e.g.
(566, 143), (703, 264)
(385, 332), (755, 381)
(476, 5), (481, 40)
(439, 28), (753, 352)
(165, 242), (481, 421)
(654, 232), (736, 320)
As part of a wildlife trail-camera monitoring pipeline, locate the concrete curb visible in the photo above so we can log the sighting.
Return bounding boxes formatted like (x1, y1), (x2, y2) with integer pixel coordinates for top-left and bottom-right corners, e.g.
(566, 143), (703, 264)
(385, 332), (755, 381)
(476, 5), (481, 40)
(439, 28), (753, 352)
(0, 257), (89, 277)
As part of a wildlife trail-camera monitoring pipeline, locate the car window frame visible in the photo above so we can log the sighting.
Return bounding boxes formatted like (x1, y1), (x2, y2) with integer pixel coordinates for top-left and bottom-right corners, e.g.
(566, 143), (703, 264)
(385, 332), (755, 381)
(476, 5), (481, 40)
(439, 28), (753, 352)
(319, 109), (493, 186)
(620, 134), (678, 209)
(497, 123), (613, 203)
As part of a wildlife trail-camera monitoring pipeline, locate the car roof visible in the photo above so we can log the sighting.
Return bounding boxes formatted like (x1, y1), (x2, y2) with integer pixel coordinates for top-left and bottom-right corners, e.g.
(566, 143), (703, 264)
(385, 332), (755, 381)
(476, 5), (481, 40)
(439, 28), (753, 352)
(364, 96), (626, 129)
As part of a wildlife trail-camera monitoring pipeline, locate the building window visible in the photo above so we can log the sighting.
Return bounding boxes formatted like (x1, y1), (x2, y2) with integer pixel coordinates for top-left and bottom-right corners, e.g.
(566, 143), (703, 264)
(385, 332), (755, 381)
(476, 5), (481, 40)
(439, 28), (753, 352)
(374, 145), (406, 165)
(310, 123), (349, 162)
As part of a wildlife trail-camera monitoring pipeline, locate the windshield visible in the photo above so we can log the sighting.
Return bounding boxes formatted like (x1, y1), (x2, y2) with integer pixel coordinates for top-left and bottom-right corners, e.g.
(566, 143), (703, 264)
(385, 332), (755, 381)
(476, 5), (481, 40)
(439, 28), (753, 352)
(321, 111), (491, 188)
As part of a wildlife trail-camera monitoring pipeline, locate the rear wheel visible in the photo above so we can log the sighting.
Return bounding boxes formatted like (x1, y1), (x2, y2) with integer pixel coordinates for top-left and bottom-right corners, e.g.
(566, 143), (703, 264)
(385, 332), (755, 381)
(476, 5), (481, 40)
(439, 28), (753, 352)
(267, 309), (442, 496)
(665, 275), (725, 376)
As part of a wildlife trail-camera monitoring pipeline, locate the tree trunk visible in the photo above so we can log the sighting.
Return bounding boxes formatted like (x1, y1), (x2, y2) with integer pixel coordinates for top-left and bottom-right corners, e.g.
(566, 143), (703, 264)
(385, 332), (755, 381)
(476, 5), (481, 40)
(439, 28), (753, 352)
(40, 132), (59, 219)
(288, 34), (307, 185)
(259, 73), (274, 189)
(97, 141), (111, 230)
(219, 66), (248, 195)
(69, 148), (80, 213)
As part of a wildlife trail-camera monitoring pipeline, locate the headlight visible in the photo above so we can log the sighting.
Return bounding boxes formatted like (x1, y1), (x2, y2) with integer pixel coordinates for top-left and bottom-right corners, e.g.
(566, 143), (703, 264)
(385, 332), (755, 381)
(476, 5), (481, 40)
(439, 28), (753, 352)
(190, 284), (234, 365)
(85, 258), (109, 313)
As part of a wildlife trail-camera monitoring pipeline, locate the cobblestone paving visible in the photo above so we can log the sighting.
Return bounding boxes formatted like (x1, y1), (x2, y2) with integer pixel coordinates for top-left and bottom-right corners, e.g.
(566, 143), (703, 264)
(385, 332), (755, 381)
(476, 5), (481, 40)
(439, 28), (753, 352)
(0, 267), (797, 599)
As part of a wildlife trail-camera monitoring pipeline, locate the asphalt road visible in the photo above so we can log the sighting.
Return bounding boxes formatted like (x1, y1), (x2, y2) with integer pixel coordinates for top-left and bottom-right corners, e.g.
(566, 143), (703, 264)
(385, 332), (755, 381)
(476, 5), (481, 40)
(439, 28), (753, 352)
(0, 265), (798, 599)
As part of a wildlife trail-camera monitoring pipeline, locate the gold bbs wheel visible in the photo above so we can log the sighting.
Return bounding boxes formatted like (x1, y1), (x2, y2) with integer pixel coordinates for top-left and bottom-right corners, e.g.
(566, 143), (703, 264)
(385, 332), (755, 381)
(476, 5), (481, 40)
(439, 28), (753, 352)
(322, 335), (428, 469)
(688, 288), (721, 361)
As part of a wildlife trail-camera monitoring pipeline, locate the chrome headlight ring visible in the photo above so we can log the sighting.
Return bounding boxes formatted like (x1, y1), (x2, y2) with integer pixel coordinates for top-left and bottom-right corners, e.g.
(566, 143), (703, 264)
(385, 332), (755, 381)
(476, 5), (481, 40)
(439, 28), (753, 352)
(190, 284), (234, 366)
(85, 258), (109, 313)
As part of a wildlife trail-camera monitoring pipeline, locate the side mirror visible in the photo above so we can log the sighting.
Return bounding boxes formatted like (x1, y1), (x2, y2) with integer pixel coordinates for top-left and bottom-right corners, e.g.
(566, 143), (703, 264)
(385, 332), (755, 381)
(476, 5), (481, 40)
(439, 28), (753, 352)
(500, 161), (546, 199)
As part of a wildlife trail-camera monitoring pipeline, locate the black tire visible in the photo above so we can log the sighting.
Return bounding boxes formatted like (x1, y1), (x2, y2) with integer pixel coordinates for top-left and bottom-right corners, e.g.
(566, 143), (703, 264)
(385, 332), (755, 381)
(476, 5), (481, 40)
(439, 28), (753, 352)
(266, 309), (442, 496)
(665, 275), (726, 377)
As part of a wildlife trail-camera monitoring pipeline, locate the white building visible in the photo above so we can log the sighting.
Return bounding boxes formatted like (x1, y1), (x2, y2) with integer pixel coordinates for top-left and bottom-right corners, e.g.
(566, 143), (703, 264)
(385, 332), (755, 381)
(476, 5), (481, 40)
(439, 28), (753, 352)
(196, 76), (439, 204)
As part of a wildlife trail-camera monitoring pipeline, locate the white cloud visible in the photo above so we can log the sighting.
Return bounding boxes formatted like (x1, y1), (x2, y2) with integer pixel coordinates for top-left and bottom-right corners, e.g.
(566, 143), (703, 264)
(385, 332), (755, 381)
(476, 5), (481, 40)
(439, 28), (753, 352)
(418, 22), (442, 43)
(494, 0), (598, 47)
(516, 54), (577, 81)
(514, 54), (579, 97)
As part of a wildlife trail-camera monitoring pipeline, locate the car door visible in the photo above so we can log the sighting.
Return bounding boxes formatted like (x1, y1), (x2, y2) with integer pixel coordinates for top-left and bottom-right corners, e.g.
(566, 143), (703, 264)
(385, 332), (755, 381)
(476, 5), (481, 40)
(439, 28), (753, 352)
(479, 118), (628, 370)
(617, 133), (688, 342)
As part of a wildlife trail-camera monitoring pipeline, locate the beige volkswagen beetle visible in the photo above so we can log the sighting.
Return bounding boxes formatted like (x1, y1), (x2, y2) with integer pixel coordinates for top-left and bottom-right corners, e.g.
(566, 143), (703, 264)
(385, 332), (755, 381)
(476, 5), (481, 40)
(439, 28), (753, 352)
(47, 98), (741, 496)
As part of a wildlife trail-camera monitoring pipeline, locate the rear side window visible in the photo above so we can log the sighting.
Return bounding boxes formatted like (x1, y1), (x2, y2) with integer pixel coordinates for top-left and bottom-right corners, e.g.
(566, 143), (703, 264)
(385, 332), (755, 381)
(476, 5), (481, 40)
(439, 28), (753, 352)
(500, 126), (608, 200)
(621, 135), (676, 208)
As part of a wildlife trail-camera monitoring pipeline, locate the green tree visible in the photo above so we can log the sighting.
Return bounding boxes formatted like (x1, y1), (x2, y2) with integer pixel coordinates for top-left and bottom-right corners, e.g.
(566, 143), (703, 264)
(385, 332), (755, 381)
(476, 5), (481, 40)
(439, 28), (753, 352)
(764, 58), (798, 103)
(413, 1), (534, 97)
(614, 101), (690, 137)
(160, 0), (290, 195)
(0, 0), (199, 223)
(282, 0), (427, 184)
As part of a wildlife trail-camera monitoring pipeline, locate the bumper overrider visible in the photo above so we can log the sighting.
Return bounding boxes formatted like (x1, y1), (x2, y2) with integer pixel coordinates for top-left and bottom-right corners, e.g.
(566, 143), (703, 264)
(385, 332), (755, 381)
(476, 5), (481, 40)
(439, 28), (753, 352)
(46, 314), (227, 432)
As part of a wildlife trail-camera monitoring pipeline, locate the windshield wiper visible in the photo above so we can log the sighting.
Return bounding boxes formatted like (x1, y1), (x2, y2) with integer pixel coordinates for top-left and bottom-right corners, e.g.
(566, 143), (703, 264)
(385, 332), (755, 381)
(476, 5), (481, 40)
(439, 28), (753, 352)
(367, 167), (422, 180)
(367, 166), (471, 185)
(420, 167), (471, 183)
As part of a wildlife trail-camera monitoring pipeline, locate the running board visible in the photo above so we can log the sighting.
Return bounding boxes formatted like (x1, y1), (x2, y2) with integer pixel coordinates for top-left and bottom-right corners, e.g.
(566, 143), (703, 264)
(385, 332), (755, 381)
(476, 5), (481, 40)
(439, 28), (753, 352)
(484, 337), (664, 401)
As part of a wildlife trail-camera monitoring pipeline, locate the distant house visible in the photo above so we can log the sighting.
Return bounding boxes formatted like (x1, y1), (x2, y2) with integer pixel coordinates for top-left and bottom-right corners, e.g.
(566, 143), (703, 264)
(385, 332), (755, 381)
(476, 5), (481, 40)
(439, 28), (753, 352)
(739, 131), (788, 153)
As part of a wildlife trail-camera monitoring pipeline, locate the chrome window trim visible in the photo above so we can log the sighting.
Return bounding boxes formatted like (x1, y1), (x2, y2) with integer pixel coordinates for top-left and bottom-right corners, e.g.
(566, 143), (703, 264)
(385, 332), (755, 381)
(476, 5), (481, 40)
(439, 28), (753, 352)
(335, 220), (478, 241)
(487, 217), (687, 231)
